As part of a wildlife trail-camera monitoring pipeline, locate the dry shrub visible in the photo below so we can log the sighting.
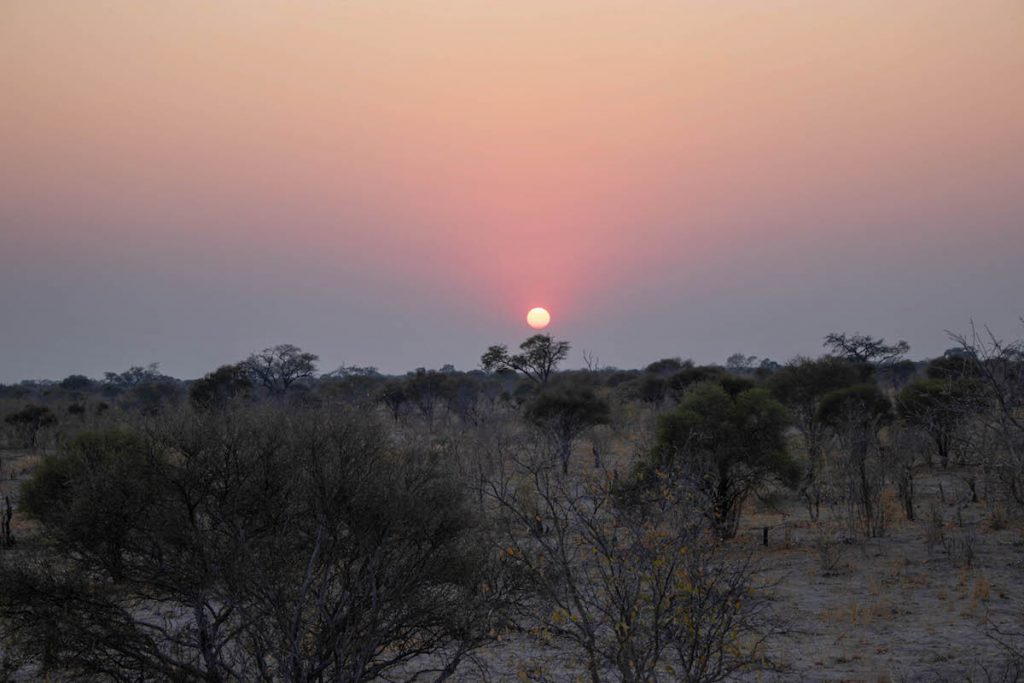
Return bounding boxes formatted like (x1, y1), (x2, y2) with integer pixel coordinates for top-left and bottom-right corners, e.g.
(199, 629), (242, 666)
(813, 523), (847, 576)
(869, 596), (894, 620)
(880, 489), (903, 531)
(944, 528), (979, 568)
(888, 556), (908, 580)
(989, 503), (1010, 531)
(925, 503), (946, 557)
(973, 573), (992, 602)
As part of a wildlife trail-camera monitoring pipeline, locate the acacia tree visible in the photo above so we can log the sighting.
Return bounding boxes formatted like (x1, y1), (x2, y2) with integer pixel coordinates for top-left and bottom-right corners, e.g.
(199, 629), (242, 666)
(243, 344), (318, 395)
(481, 334), (570, 387)
(376, 380), (409, 423)
(824, 332), (910, 365)
(58, 374), (95, 392)
(645, 357), (688, 376)
(402, 368), (451, 427)
(817, 384), (893, 536)
(768, 357), (870, 520)
(524, 385), (610, 474)
(443, 374), (504, 427)
(664, 365), (731, 403)
(725, 353), (758, 373)
(102, 363), (165, 389)
(189, 363), (253, 410)
(4, 404), (57, 451)
(897, 378), (984, 468)
(638, 381), (797, 539)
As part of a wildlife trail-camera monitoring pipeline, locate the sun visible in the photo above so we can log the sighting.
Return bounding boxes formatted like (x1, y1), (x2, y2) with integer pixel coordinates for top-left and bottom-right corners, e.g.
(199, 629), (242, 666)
(526, 307), (551, 330)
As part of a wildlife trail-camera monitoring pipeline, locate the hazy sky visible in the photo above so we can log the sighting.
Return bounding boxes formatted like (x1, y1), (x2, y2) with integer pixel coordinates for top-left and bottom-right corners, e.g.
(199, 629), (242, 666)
(1, 1), (1022, 381)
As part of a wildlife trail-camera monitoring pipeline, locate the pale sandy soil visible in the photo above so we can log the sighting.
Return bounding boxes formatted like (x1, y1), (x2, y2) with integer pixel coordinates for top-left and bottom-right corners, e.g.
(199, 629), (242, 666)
(740, 492), (1023, 681)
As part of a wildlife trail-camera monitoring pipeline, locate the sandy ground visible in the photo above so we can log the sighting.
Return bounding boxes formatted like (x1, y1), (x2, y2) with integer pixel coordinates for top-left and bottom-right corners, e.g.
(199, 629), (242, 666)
(738, 489), (1024, 682)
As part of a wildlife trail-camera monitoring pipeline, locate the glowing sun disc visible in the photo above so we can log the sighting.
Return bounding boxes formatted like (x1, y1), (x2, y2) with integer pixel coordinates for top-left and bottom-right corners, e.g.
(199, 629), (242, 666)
(527, 307), (551, 330)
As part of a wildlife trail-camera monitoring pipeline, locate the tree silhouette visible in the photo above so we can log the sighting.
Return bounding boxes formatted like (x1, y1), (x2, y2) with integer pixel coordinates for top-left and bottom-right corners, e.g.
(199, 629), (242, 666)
(481, 334), (570, 386)
(243, 344), (318, 395)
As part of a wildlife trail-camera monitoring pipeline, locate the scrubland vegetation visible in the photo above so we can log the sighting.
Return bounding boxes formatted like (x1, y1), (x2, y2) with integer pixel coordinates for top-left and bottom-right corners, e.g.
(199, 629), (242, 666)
(2, 325), (1024, 681)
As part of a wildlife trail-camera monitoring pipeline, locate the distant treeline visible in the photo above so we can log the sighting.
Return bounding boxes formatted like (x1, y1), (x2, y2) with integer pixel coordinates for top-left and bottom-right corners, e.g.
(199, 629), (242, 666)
(0, 331), (971, 419)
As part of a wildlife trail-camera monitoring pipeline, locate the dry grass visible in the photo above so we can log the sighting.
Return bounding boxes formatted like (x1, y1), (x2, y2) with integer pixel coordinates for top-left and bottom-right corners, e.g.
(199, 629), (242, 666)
(728, 470), (1024, 681)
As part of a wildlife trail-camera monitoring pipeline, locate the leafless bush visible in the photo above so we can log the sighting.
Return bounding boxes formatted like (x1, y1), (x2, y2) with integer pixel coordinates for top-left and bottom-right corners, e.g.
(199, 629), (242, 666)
(813, 525), (847, 576)
(818, 384), (893, 538)
(925, 503), (947, 558)
(825, 438), (890, 539)
(485, 446), (781, 683)
(885, 422), (926, 521)
(948, 322), (1024, 509)
(943, 528), (979, 569)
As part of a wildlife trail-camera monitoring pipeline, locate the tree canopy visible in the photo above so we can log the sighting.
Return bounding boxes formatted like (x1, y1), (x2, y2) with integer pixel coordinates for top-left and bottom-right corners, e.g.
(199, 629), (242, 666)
(481, 334), (570, 386)
(639, 381), (796, 539)
(243, 344), (319, 395)
(824, 332), (910, 365)
(525, 384), (611, 473)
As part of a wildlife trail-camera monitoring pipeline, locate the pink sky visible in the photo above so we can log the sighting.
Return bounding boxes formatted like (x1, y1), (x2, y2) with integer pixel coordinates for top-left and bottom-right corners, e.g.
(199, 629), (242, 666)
(1, 1), (1022, 379)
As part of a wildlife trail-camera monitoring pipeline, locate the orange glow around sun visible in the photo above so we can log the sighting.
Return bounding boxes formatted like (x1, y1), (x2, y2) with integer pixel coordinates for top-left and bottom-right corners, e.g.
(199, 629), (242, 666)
(527, 307), (551, 330)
